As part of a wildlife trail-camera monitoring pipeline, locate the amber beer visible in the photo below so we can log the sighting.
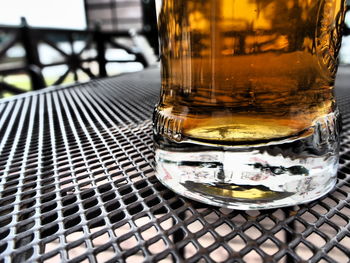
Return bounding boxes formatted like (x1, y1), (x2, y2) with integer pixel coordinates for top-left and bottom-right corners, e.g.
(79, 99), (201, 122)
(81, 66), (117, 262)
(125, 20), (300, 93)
(154, 0), (346, 209)
(155, 0), (344, 142)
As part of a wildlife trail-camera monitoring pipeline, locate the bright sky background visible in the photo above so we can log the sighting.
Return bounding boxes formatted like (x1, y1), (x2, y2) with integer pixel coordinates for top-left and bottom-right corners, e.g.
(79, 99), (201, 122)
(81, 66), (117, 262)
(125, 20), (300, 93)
(0, 0), (86, 29)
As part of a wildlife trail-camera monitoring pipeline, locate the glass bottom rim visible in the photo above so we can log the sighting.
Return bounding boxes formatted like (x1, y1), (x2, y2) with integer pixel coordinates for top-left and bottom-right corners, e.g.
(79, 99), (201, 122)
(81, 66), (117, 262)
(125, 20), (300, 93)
(154, 110), (340, 210)
(155, 171), (337, 210)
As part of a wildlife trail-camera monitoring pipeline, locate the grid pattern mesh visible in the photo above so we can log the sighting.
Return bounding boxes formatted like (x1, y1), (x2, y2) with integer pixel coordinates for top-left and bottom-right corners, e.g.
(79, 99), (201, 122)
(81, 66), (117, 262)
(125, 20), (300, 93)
(0, 68), (350, 263)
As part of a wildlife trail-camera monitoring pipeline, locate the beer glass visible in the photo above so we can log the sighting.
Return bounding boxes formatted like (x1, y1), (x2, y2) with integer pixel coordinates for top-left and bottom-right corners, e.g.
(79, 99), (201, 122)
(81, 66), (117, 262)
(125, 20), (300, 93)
(153, 0), (347, 209)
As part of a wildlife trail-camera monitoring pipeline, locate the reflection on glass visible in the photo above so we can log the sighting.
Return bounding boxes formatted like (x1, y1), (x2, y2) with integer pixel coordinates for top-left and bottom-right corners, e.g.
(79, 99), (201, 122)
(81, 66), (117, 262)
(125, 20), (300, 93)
(154, 0), (346, 209)
(157, 0), (344, 141)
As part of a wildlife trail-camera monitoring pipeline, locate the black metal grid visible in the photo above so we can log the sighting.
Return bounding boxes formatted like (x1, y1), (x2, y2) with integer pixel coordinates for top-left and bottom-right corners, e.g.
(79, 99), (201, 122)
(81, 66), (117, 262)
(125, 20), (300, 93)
(0, 68), (350, 263)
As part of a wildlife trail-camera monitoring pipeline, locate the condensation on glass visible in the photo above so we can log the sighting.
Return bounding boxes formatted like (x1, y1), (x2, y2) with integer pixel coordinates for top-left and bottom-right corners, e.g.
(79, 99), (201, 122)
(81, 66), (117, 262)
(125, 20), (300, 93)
(153, 0), (347, 209)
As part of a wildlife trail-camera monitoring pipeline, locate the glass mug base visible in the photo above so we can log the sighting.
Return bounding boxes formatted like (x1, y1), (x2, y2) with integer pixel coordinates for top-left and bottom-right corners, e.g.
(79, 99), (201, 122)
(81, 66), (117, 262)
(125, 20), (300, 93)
(154, 110), (340, 210)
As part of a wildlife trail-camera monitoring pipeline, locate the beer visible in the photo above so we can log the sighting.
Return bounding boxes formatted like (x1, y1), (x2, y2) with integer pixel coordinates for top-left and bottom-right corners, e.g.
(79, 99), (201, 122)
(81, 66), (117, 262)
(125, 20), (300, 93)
(153, 0), (346, 209)
(155, 0), (345, 143)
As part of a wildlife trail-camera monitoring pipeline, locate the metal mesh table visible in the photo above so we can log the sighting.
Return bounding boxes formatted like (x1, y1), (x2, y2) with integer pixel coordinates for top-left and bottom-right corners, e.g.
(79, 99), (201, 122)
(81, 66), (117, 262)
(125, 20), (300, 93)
(0, 68), (350, 263)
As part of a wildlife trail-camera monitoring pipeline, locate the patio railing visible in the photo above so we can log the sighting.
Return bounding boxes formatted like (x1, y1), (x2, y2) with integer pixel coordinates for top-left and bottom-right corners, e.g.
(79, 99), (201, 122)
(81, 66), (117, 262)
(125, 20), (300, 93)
(0, 2), (349, 98)
(0, 17), (157, 97)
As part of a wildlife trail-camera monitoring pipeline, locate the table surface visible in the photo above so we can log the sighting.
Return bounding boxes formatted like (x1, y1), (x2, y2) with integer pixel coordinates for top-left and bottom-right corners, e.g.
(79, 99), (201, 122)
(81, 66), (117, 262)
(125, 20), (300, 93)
(0, 67), (350, 263)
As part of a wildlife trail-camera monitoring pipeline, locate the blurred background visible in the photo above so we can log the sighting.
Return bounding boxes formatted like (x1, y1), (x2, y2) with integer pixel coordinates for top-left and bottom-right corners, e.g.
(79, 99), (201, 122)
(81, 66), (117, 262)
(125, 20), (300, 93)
(0, 0), (159, 98)
(0, 0), (349, 98)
